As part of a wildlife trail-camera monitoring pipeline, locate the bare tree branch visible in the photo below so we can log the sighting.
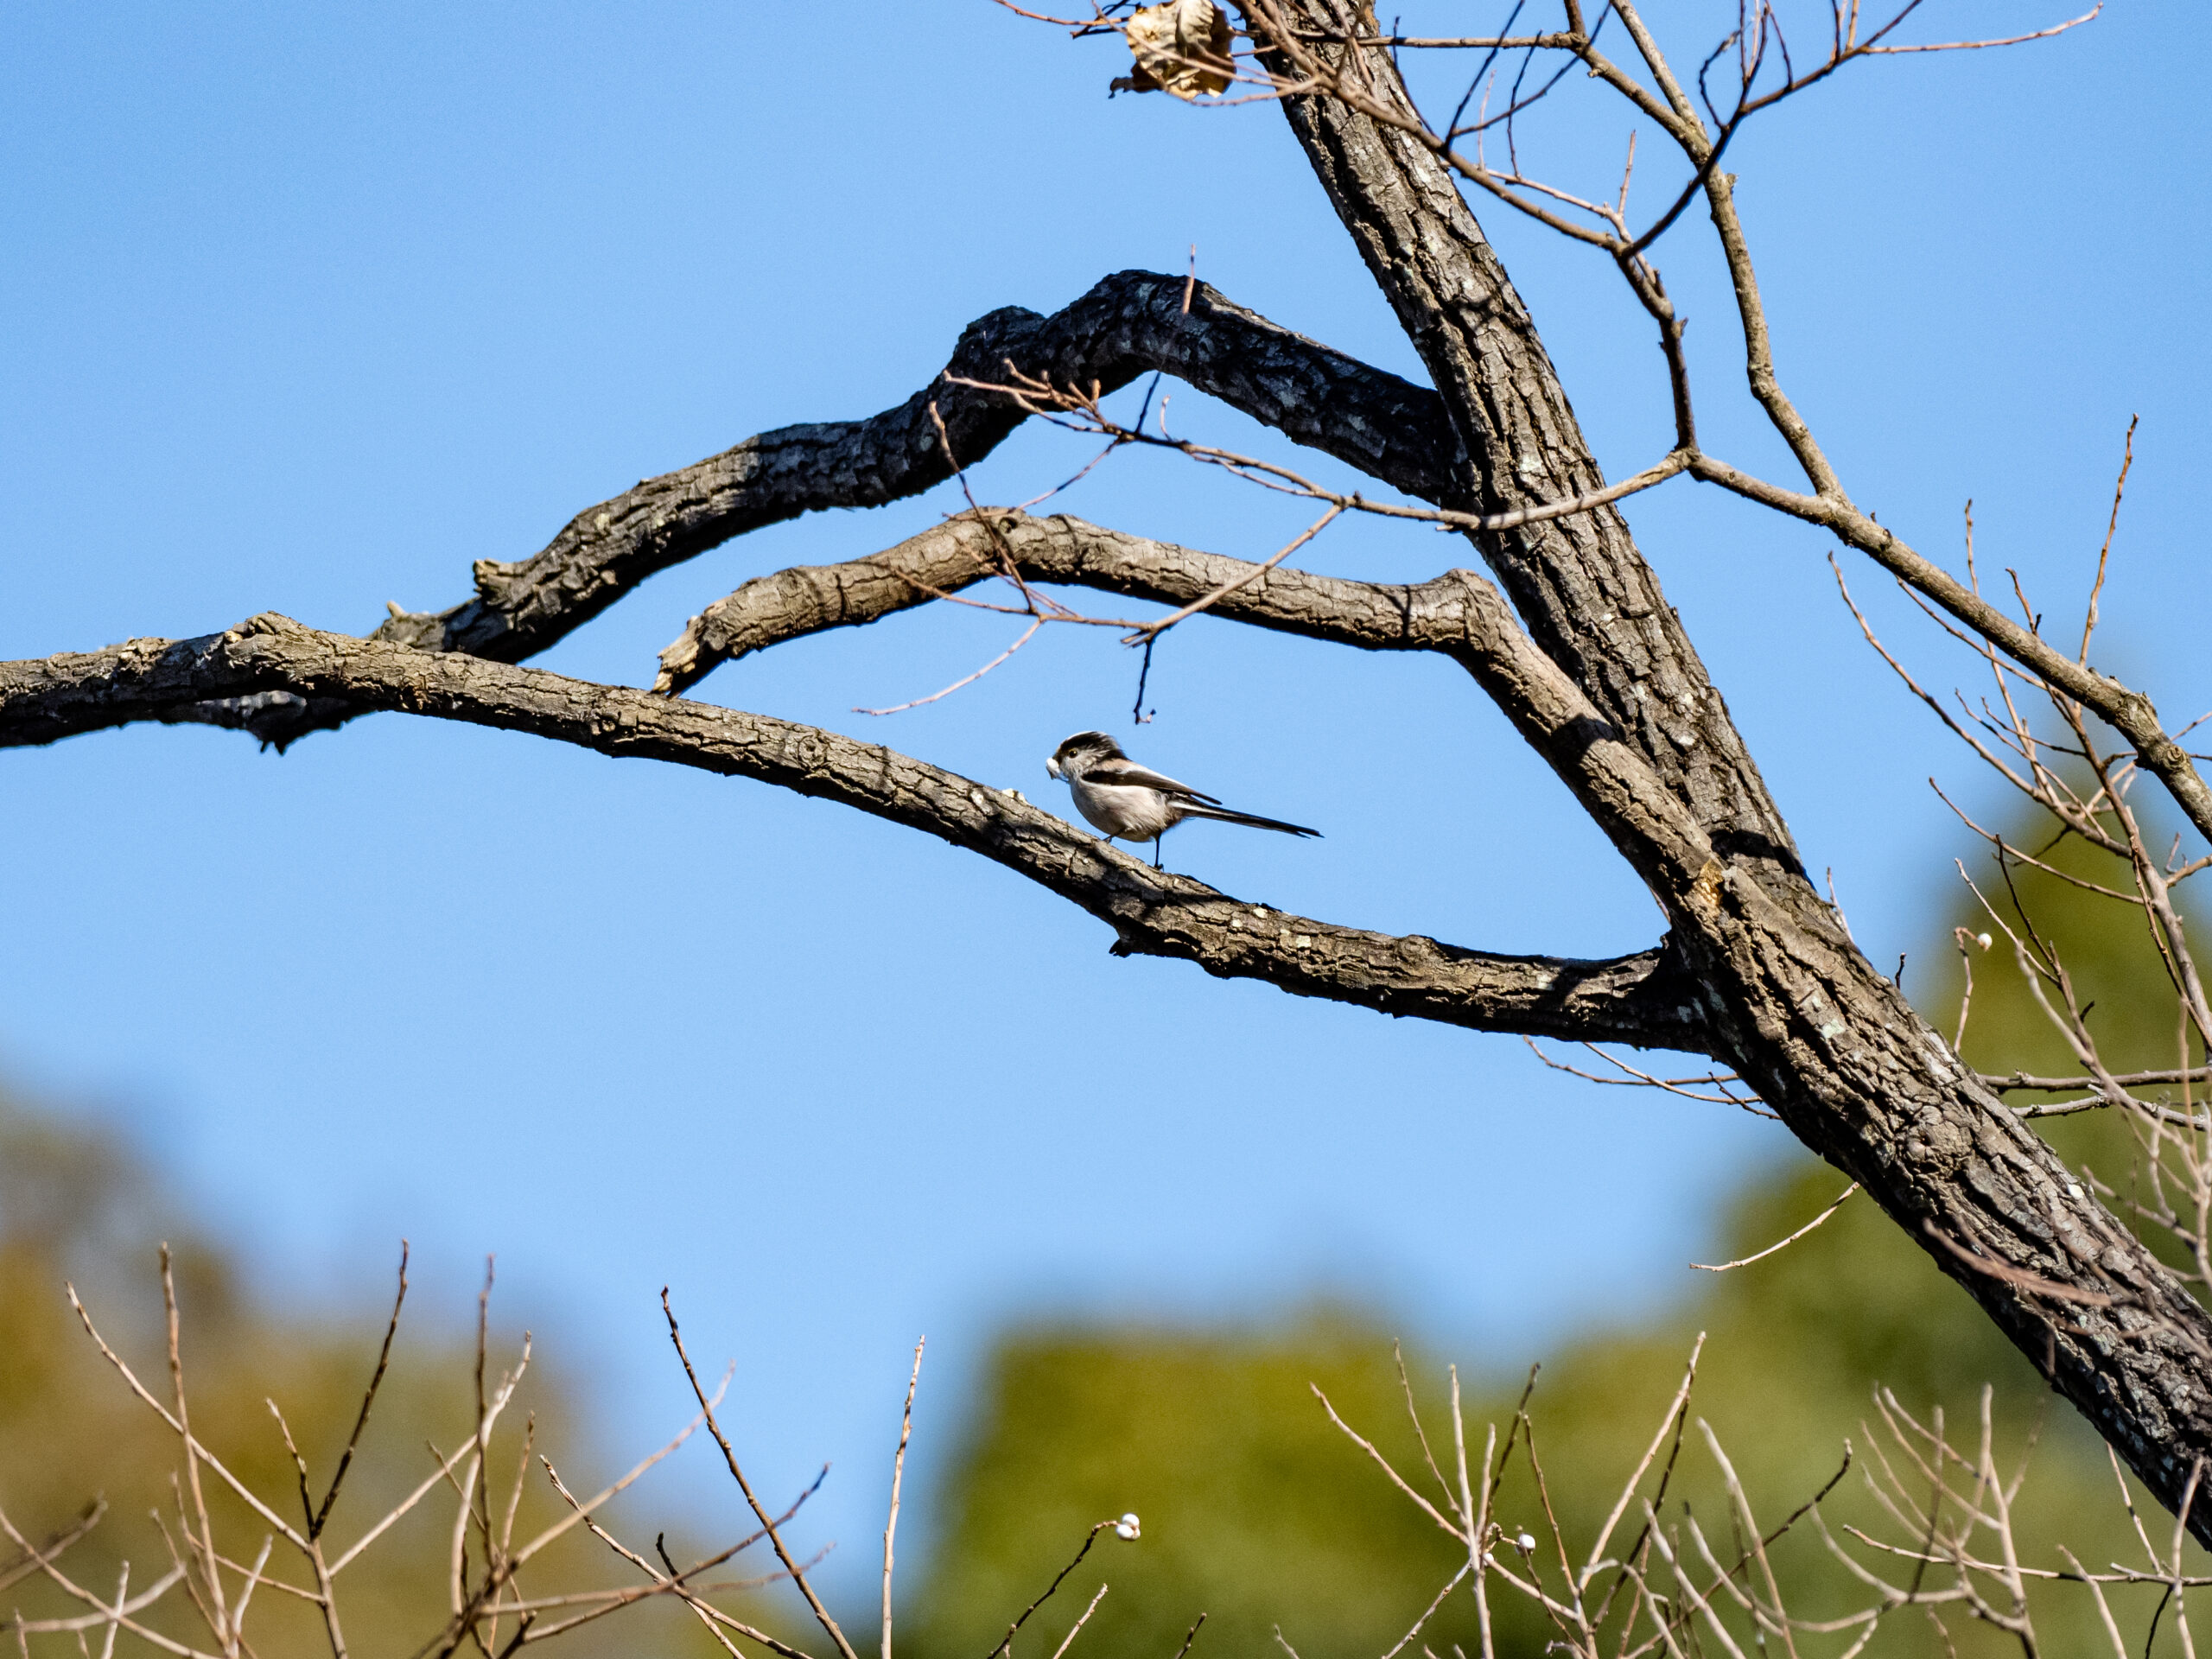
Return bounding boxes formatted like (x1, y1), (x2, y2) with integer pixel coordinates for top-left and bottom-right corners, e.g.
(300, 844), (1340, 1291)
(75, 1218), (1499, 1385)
(1686, 449), (2212, 852)
(0, 614), (1710, 1052)
(178, 271), (1459, 751)
(652, 502), (1743, 943)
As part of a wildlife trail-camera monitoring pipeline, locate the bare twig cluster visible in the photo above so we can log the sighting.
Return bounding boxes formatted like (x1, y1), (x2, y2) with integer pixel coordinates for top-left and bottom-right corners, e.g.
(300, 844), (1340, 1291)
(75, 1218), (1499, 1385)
(1833, 429), (2212, 1300)
(0, 1244), (797, 1658)
(0, 1255), (1164, 1659)
(1318, 1338), (2211, 1656)
(15, 1238), (2212, 1659)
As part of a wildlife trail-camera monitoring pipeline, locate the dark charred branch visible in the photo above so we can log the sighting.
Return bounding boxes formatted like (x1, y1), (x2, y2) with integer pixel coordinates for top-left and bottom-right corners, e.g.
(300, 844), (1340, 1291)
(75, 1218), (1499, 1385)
(0, 615), (1710, 1053)
(1248, 0), (2212, 1541)
(196, 273), (1457, 751)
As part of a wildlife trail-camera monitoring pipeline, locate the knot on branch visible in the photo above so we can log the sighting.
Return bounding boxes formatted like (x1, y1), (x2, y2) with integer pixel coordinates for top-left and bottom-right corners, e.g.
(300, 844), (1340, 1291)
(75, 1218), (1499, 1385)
(223, 612), (315, 648)
(473, 558), (523, 606)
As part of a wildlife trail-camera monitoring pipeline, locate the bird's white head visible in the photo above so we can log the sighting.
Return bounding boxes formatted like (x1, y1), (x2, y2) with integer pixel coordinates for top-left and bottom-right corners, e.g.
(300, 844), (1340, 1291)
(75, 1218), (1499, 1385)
(1046, 730), (1122, 784)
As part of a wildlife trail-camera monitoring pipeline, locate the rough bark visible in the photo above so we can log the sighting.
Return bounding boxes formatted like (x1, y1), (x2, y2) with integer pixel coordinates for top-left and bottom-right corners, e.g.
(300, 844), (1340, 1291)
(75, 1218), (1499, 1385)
(1249, 2), (2212, 1537)
(0, 615), (1707, 1052)
(194, 273), (1457, 750)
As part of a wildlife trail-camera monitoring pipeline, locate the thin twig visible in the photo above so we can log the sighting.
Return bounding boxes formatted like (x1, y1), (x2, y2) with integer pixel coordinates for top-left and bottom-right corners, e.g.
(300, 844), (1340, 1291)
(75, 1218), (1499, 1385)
(315, 1243), (410, 1541)
(882, 1338), (925, 1659)
(662, 1291), (861, 1659)
(1691, 1184), (1858, 1271)
(983, 1523), (1114, 1659)
(1047, 1584), (1111, 1659)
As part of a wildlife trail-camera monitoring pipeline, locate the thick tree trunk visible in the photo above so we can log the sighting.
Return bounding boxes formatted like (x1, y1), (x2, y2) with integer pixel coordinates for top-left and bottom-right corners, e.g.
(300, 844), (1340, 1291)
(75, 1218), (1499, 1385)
(1250, 1), (2212, 1537)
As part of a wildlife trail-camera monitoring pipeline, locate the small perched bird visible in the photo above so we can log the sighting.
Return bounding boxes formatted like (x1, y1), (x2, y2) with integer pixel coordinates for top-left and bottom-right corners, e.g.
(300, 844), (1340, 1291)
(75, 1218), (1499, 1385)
(1045, 730), (1320, 866)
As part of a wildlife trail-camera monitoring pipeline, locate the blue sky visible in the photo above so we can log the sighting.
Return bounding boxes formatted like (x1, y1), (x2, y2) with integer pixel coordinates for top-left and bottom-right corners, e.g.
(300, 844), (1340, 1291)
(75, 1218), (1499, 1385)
(3, 1), (2206, 1600)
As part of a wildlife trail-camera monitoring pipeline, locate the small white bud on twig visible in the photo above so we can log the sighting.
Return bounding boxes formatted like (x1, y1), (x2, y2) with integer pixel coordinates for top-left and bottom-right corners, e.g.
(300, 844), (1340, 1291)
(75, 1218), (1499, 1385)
(1977, 933), (1993, 951)
(1114, 1512), (1141, 1541)
(1516, 1531), (1536, 1553)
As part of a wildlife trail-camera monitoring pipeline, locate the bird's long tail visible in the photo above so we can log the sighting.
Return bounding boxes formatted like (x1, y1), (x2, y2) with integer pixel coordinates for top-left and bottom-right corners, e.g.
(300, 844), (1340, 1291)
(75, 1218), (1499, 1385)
(1180, 801), (1322, 838)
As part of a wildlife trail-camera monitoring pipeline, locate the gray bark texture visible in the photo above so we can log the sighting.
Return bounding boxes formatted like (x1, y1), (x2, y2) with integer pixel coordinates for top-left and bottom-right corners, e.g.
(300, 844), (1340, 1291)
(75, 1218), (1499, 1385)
(3, 1), (2208, 1546)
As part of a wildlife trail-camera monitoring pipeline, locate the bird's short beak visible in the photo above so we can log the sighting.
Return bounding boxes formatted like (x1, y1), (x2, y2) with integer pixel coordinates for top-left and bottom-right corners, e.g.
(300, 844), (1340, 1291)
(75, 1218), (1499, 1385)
(1045, 757), (1063, 780)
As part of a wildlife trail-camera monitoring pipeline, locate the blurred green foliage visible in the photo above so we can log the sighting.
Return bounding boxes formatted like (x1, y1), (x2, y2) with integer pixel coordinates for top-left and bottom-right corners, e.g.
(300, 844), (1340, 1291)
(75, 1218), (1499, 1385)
(899, 801), (2211, 1658)
(7, 797), (2206, 1657)
(0, 1097), (732, 1657)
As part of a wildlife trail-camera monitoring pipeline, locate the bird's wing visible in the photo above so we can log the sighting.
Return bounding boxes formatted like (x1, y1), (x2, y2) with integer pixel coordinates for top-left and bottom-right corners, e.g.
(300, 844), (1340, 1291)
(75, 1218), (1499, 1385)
(1085, 756), (1221, 803)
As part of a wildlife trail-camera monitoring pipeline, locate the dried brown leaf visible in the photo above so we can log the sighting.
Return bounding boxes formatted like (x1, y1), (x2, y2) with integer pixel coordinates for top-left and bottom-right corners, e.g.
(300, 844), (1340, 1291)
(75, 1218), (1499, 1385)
(1122, 0), (1233, 99)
